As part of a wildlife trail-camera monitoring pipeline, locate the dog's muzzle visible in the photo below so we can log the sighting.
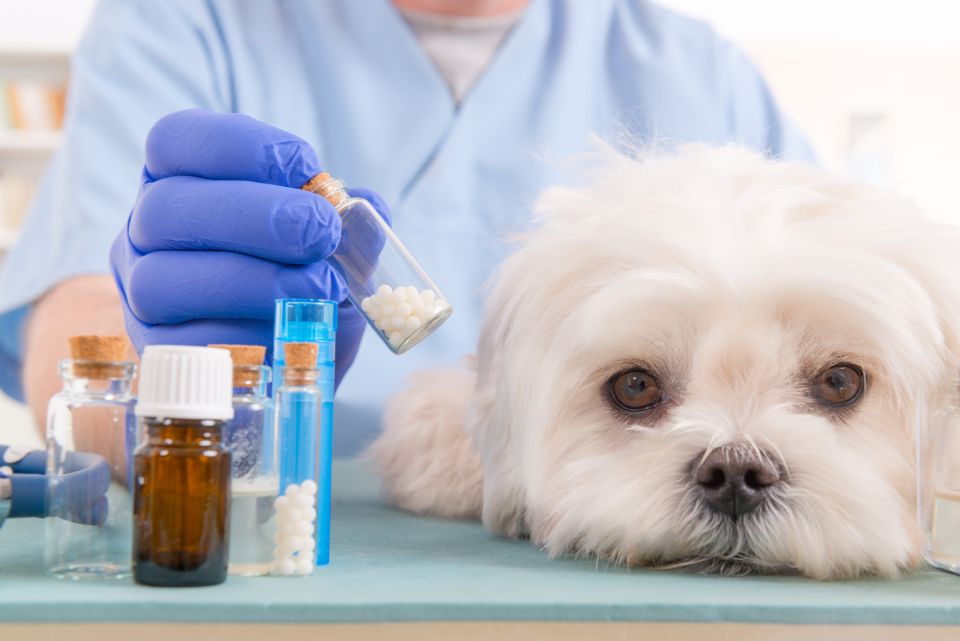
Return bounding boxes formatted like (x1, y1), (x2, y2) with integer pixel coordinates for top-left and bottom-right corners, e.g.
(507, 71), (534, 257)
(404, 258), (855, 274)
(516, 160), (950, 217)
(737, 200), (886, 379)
(692, 445), (783, 519)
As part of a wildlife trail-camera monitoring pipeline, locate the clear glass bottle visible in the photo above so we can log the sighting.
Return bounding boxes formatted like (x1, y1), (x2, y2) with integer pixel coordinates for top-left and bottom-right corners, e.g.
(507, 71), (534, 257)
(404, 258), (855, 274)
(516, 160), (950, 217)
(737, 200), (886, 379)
(273, 342), (329, 576)
(209, 344), (278, 577)
(301, 172), (453, 354)
(44, 335), (136, 580)
(918, 381), (960, 575)
(133, 346), (234, 587)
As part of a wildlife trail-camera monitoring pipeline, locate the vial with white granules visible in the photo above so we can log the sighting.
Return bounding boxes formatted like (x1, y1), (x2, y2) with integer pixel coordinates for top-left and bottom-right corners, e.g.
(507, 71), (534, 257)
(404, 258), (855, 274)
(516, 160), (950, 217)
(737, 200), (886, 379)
(301, 173), (452, 354)
(273, 343), (329, 575)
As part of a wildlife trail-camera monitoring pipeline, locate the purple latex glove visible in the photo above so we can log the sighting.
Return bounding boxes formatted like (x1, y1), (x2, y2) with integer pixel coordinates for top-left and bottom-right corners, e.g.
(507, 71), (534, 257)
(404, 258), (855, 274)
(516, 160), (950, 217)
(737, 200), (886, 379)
(110, 110), (389, 385)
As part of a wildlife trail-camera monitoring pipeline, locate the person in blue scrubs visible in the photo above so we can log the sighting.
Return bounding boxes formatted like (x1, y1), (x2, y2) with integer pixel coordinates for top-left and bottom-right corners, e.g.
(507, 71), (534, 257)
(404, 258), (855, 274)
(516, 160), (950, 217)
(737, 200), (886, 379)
(0, 0), (812, 455)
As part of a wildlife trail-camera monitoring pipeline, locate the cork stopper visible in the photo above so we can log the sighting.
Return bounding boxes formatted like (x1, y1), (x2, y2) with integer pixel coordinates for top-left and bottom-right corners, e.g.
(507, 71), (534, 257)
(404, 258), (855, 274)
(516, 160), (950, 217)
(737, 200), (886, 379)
(68, 335), (129, 378)
(283, 342), (318, 386)
(300, 172), (348, 208)
(207, 344), (266, 387)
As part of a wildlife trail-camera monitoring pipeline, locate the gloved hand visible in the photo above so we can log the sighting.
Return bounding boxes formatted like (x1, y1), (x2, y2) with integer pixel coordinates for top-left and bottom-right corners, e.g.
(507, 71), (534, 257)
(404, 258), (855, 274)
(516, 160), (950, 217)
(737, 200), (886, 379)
(110, 110), (389, 384)
(0, 445), (110, 527)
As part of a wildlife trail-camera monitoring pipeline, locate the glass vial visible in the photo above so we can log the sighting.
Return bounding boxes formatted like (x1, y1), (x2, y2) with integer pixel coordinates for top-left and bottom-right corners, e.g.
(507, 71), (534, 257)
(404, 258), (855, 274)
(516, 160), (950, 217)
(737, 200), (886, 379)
(44, 335), (136, 579)
(133, 346), (234, 587)
(273, 298), (336, 476)
(273, 342), (329, 575)
(209, 344), (277, 577)
(301, 172), (452, 354)
(918, 381), (960, 575)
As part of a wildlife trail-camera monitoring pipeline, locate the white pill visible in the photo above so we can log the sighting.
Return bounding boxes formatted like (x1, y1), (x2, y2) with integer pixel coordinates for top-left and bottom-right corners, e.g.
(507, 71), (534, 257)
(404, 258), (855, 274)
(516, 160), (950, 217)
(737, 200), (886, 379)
(297, 535), (316, 550)
(394, 287), (408, 302)
(375, 317), (388, 331)
(285, 484), (301, 497)
(420, 289), (436, 303)
(398, 302), (412, 316)
(388, 315), (402, 330)
(405, 316), (422, 331)
(275, 542), (296, 558)
(389, 331), (404, 348)
(404, 286), (418, 299)
(377, 284), (392, 296)
(295, 520), (313, 536)
(276, 559), (297, 576)
(300, 507), (318, 522)
(274, 495), (290, 510)
(294, 492), (313, 508)
(382, 304), (396, 316)
(295, 558), (314, 575)
(360, 297), (372, 313)
(410, 296), (425, 311)
(300, 480), (318, 495)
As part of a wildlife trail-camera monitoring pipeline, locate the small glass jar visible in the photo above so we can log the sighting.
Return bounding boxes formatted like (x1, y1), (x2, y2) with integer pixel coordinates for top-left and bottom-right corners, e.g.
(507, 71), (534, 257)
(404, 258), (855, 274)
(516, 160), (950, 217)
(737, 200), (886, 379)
(133, 345), (234, 587)
(273, 343), (329, 575)
(302, 172), (452, 354)
(918, 381), (960, 574)
(225, 362), (277, 576)
(44, 354), (136, 580)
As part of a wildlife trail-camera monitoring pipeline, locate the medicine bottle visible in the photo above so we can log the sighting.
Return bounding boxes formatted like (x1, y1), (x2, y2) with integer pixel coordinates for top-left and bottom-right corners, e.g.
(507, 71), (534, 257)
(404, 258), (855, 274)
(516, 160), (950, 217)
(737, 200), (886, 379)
(301, 172), (452, 354)
(208, 344), (277, 577)
(132, 346), (234, 587)
(44, 335), (136, 579)
(273, 342), (329, 575)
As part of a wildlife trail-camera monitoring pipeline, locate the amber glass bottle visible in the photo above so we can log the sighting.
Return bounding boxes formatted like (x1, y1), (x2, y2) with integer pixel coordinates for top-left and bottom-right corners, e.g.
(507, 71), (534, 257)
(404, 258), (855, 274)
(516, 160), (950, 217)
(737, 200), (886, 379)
(134, 417), (231, 586)
(132, 346), (234, 587)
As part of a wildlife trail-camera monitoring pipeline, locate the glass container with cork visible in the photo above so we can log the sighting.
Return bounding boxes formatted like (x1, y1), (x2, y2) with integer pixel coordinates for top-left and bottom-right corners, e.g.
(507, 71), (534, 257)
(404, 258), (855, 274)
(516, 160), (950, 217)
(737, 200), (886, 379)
(208, 344), (277, 577)
(273, 342), (330, 575)
(301, 172), (452, 354)
(44, 335), (136, 579)
(132, 345), (234, 587)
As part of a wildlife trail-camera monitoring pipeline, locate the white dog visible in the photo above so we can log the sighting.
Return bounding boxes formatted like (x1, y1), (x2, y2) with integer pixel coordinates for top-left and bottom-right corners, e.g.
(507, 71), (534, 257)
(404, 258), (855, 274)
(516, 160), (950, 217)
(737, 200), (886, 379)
(368, 145), (960, 579)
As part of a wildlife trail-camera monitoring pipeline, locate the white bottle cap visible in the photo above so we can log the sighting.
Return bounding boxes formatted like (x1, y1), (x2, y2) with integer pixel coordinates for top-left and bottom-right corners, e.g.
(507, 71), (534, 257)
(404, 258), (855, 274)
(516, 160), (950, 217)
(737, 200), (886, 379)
(135, 346), (235, 420)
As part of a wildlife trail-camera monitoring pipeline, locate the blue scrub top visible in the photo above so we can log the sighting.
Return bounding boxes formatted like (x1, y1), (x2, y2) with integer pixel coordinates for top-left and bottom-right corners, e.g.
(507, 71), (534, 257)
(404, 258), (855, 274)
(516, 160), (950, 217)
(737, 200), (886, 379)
(0, 0), (812, 453)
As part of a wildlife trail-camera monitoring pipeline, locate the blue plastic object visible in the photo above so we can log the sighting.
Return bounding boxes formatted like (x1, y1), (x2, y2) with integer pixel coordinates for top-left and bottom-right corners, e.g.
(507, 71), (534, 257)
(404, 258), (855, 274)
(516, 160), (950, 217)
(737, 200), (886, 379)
(0, 445), (110, 525)
(273, 299), (335, 566)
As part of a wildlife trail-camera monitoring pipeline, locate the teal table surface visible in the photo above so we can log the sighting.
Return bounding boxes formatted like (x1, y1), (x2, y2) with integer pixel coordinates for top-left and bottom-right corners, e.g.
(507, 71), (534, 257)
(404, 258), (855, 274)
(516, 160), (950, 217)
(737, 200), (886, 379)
(2, 459), (960, 625)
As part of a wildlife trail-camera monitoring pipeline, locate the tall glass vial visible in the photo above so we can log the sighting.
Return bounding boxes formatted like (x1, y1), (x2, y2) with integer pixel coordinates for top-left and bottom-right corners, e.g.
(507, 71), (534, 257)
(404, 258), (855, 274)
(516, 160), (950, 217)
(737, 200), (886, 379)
(301, 172), (452, 354)
(918, 381), (960, 575)
(133, 346), (234, 587)
(209, 344), (278, 577)
(45, 335), (136, 579)
(273, 342), (328, 575)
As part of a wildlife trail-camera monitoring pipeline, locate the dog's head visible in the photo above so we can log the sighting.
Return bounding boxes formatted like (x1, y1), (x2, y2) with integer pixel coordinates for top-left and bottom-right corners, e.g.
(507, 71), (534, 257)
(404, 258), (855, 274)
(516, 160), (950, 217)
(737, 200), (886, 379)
(468, 145), (960, 578)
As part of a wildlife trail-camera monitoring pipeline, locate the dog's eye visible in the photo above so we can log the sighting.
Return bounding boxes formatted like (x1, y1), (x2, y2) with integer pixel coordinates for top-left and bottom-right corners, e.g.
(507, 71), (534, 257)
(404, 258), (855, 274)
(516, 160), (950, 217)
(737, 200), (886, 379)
(812, 363), (865, 407)
(608, 369), (664, 412)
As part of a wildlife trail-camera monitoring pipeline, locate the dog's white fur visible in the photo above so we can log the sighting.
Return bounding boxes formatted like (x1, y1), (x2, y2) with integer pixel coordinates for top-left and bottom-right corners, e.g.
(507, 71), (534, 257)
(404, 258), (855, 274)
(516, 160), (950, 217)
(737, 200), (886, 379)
(368, 145), (960, 579)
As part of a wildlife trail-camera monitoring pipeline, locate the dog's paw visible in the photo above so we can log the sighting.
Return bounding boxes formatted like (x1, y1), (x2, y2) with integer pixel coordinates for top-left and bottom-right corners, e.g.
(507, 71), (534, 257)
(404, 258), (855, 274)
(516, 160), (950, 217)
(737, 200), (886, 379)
(366, 368), (483, 519)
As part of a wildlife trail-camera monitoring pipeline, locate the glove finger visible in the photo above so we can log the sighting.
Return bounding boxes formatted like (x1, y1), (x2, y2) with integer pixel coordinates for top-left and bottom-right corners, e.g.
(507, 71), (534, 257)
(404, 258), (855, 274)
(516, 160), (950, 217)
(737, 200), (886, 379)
(126, 250), (347, 325)
(334, 301), (367, 388)
(145, 109), (321, 187)
(131, 176), (342, 264)
(347, 187), (392, 226)
(123, 315), (275, 359)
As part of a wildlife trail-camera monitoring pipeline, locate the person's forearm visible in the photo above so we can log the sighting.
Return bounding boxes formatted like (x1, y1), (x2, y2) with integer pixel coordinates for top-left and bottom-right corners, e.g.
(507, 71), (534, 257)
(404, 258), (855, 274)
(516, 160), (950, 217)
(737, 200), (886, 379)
(23, 275), (135, 439)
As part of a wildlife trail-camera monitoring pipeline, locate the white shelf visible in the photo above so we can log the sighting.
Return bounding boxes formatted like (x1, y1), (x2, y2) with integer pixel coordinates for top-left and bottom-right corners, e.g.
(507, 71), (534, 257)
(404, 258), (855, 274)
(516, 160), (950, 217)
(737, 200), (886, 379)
(0, 228), (18, 250)
(0, 129), (59, 174)
(0, 49), (70, 84)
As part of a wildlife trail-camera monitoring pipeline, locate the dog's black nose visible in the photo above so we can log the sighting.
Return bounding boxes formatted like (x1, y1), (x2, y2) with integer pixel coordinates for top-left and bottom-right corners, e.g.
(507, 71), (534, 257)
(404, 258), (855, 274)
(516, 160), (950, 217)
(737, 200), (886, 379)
(693, 446), (782, 519)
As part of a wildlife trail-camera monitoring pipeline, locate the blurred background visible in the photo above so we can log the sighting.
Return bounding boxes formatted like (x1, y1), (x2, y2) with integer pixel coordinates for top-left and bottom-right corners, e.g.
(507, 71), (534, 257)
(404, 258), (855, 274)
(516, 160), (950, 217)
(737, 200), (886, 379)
(1, 0), (959, 445)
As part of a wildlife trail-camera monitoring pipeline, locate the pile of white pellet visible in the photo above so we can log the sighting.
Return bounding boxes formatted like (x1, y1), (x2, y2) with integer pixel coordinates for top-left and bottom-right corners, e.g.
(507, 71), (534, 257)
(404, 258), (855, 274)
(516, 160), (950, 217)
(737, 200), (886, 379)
(272, 480), (317, 576)
(360, 285), (445, 348)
